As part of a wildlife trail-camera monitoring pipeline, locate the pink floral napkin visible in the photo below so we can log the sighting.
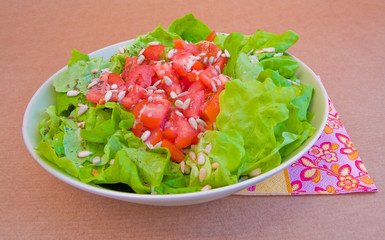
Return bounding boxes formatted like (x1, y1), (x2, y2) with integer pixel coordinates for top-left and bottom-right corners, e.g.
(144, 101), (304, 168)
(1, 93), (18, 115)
(237, 90), (377, 195)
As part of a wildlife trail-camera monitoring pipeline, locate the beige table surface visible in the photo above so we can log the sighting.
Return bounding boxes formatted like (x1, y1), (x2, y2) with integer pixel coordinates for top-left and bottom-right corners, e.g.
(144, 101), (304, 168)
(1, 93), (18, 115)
(1, 0), (384, 239)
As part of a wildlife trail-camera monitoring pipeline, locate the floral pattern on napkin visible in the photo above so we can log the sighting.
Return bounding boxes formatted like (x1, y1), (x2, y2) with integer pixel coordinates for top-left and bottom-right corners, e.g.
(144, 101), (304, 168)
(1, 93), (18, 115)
(238, 98), (377, 195)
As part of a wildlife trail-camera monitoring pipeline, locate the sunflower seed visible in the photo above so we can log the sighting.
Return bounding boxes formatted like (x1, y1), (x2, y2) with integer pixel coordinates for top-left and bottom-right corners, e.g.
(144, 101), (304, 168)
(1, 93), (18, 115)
(87, 80), (98, 89)
(211, 81), (217, 92)
(197, 152), (205, 165)
(118, 47), (125, 54)
(78, 151), (92, 158)
(211, 162), (219, 169)
(204, 143), (212, 154)
(201, 185), (212, 191)
(208, 56), (215, 65)
(77, 121), (85, 128)
(183, 98), (191, 110)
(203, 57), (208, 64)
(104, 90), (112, 102)
(262, 47), (275, 53)
(163, 76), (172, 86)
(127, 85), (133, 91)
(177, 91), (189, 97)
(249, 168), (262, 177)
(175, 99), (184, 109)
(196, 118), (207, 127)
(92, 156), (101, 164)
(216, 50), (222, 59)
(188, 117), (198, 130)
(109, 159), (115, 165)
(77, 104), (88, 116)
(148, 41), (160, 46)
(170, 91), (177, 99)
(247, 49), (255, 55)
(154, 89), (165, 93)
(167, 49), (176, 59)
(180, 161), (185, 174)
(148, 96), (153, 102)
(175, 110), (184, 117)
(153, 80), (162, 87)
(141, 130), (151, 142)
(199, 168), (206, 182)
(117, 91), (126, 102)
(101, 68), (110, 73)
(137, 54), (145, 64)
(67, 90), (80, 97)
(254, 49), (264, 54)
(224, 49), (231, 58)
(215, 65), (221, 74)
(273, 52), (283, 57)
(189, 151), (196, 161)
(90, 68), (99, 74)
(138, 48), (145, 56)
(111, 84), (118, 90)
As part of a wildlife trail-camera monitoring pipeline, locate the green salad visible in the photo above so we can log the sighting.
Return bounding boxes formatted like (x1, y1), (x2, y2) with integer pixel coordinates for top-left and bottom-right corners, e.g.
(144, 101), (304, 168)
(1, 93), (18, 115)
(37, 14), (315, 194)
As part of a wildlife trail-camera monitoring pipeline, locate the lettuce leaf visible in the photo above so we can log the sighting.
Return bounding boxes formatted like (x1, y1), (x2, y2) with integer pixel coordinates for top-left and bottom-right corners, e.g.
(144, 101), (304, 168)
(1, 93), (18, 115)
(53, 57), (111, 94)
(168, 13), (211, 43)
(216, 78), (299, 173)
(68, 49), (90, 67)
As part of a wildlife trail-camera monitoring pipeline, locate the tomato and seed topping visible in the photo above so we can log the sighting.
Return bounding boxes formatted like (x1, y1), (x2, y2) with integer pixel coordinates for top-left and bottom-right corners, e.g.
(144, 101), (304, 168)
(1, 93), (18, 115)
(86, 33), (231, 162)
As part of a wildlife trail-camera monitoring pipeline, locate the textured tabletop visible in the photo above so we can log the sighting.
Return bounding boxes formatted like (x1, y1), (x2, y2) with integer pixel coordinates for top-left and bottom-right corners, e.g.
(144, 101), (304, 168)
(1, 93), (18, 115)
(1, 0), (384, 239)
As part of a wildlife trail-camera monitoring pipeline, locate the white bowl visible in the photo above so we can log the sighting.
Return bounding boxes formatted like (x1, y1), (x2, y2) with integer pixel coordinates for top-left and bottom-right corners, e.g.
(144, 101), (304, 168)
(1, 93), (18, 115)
(22, 40), (328, 206)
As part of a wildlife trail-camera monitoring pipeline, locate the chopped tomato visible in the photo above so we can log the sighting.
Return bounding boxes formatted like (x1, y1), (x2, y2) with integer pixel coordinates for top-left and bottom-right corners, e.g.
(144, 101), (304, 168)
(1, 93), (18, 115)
(212, 56), (228, 72)
(146, 128), (164, 145)
(107, 73), (125, 85)
(198, 66), (219, 90)
(119, 84), (147, 110)
(86, 81), (107, 104)
(171, 50), (195, 77)
(162, 120), (178, 142)
(162, 139), (185, 162)
(126, 65), (155, 88)
(153, 63), (182, 95)
(173, 39), (199, 55)
(178, 83), (205, 119)
(139, 98), (171, 129)
(202, 91), (221, 122)
(173, 116), (200, 148)
(132, 122), (144, 137)
(143, 44), (166, 61)
(205, 31), (217, 42)
(191, 60), (203, 71)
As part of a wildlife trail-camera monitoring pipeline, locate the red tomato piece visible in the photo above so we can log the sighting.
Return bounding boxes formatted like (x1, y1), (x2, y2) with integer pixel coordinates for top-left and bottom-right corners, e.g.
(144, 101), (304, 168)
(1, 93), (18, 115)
(107, 73), (125, 85)
(132, 122), (144, 137)
(162, 139), (185, 163)
(146, 128), (164, 146)
(171, 50), (196, 77)
(126, 65), (155, 88)
(86, 81), (107, 104)
(173, 116), (200, 148)
(202, 91), (221, 122)
(172, 39), (199, 55)
(139, 98), (171, 129)
(212, 56), (228, 72)
(179, 82), (205, 119)
(143, 45), (166, 61)
(198, 66), (219, 90)
(119, 84), (147, 110)
(153, 63), (182, 96)
(205, 31), (217, 42)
